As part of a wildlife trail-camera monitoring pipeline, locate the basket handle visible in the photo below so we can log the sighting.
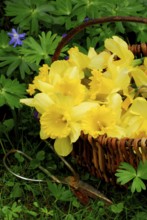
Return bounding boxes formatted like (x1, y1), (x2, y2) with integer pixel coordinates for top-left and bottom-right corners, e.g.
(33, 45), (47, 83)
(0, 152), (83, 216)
(52, 16), (147, 62)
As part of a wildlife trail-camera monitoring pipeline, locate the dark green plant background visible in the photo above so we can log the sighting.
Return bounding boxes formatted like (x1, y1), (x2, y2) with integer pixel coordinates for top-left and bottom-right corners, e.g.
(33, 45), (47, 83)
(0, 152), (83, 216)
(1, 0), (147, 219)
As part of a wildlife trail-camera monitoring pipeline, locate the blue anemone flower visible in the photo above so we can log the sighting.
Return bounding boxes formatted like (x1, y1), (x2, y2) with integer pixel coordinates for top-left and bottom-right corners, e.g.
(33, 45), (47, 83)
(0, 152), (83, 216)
(83, 17), (90, 22)
(8, 28), (26, 47)
(62, 33), (67, 38)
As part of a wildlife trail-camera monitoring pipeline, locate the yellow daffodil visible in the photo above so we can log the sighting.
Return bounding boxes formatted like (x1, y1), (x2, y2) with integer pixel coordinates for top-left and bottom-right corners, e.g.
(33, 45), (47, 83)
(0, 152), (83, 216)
(121, 97), (147, 138)
(53, 77), (87, 105)
(49, 60), (74, 81)
(54, 137), (73, 157)
(106, 93), (123, 123)
(81, 105), (124, 138)
(40, 105), (72, 140)
(107, 56), (131, 94)
(20, 35), (147, 156)
(20, 93), (54, 114)
(105, 36), (134, 66)
(34, 95), (98, 156)
(130, 67), (147, 87)
(89, 69), (115, 101)
(68, 46), (90, 71)
(27, 64), (50, 95)
(88, 48), (111, 70)
(35, 76), (87, 105)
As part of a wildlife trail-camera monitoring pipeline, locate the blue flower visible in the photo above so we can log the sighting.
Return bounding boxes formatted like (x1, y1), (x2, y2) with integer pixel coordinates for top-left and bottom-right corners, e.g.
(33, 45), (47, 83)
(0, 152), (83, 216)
(8, 28), (26, 47)
(83, 17), (90, 22)
(62, 33), (67, 38)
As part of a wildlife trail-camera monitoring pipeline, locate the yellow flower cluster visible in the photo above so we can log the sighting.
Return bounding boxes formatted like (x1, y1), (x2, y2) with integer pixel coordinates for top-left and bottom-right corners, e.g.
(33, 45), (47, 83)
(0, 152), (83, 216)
(20, 36), (147, 156)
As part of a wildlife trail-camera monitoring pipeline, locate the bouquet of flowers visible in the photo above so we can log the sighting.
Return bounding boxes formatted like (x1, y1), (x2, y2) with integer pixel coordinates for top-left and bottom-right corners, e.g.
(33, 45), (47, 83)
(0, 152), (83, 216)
(20, 36), (147, 157)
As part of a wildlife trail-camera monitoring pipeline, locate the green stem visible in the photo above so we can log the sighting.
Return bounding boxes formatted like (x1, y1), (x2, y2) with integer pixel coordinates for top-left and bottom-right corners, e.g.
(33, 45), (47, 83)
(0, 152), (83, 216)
(45, 141), (79, 179)
(0, 139), (6, 155)
(11, 108), (18, 142)
(3, 149), (62, 183)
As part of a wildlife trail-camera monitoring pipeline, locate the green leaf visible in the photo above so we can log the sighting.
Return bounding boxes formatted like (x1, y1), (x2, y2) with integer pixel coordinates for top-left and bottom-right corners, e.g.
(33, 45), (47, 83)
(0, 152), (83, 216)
(19, 59), (38, 79)
(10, 183), (23, 198)
(0, 96), (6, 107)
(21, 32), (61, 65)
(3, 119), (14, 132)
(0, 50), (38, 79)
(55, 0), (72, 15)
(14, 152), (25, 163)
(115, 162), (136, 185)
(131, 211), (147, 220)
(0, 75), (26, 109)
(11, 202), (22, 213)
(137, 161), (147, 180)
(110, 202), (124, 214)
(29, 159), (40, 169)
(0, 30), (10, 51)
(65, 214), (76, 220)
(36, 150), (45, 161)
(131, 177), (146, 193)
(47, 181), (73, 201)
(24, 210), (38, 217)
(6, 58), (21, 76)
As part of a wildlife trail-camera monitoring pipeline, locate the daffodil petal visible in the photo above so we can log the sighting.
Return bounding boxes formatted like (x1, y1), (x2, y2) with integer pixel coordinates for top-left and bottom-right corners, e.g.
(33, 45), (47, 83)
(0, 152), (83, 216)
(129, 97), (147, 118)
(131, 68), (147, 87)
(69, 122), (81, 143)
(72, 101), (99, 120)
(36, 80), (53, 93)
(20, 98), (35, 106)
(54, 137), (73, 156)
(33, 93), (54, 114)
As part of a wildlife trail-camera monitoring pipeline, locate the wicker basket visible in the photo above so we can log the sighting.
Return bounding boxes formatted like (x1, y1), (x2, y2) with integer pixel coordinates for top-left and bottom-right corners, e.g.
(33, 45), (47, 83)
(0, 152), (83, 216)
(52, 16), (147, 184)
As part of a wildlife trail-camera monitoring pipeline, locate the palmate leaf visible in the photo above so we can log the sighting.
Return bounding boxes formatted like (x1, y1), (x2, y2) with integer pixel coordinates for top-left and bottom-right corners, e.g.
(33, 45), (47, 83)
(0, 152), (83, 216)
(131, 177), (146, 193)
(115, 162), (136, 185)
(0, 30), (10, 53)
(137, 161), (147, 180)
(47, 181), (73, 202)
(21, 31), (62, 65)
(0, 53), (38, 79)
(5, 0), (56, 34)
(116, 161), (147, 193)
(0, 75), (26, 109)
(55, 0), (72, 15)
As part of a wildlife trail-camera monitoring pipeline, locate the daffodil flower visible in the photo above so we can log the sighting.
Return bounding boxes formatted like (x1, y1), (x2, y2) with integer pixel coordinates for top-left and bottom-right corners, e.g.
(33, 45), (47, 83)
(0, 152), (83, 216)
(88, 48), (111, 70)
(68, 46), (90, 71)
(89, 69), (115, 101)
(104, 36), (134, 66)
(20, 35), (147, 156)
(121, 97), (147, 138)
(27, 64), (50, 95)
(81, 105), (125, 138)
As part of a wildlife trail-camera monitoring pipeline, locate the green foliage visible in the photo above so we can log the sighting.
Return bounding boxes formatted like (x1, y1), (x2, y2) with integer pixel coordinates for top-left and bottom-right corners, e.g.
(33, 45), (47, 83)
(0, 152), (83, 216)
(1, 202), (22, 220)
(0, 52), (38, 79)
(47, 181), (74, 202)
(115, 161), (147, 193)
(0, 75), (26, 109)
(29, 150), (45, 169)
(131, 211), (147, 220)
(0, 30), (10, 51)
(0, 118), (14, 135)
(20, 31), (62, 65)
(0, 29), (38, 79)
(110, 202), (124, 214)
(5, 0), (54, 35)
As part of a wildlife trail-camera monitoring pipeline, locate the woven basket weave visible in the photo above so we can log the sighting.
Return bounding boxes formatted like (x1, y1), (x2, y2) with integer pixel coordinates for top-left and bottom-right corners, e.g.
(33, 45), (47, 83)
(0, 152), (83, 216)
(52, 16), (147, 184)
